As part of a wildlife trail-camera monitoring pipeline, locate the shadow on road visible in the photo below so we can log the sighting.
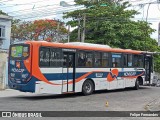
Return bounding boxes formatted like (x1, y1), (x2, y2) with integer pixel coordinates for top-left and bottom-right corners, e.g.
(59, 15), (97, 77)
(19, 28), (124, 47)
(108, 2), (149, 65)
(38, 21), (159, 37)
(8, 86), (151, 100)
(94, 86), (150, 94)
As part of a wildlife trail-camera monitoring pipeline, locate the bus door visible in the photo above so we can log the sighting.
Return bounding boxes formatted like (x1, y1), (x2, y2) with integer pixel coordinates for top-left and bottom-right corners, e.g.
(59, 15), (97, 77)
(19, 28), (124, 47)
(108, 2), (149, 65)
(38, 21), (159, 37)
(144, 55), (152, 83)
(62, 52), (75, 93)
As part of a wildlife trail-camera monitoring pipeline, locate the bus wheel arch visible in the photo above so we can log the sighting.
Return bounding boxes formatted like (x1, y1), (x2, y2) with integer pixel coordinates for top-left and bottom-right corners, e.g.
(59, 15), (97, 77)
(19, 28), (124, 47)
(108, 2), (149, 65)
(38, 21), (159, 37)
(82, 79), (95, 95)
(137, 76), (143, 85)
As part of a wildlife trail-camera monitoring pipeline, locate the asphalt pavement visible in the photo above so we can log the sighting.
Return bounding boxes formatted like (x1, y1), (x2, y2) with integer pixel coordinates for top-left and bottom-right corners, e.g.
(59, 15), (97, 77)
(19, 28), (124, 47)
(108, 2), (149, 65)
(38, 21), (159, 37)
(0, 86), (160, 120)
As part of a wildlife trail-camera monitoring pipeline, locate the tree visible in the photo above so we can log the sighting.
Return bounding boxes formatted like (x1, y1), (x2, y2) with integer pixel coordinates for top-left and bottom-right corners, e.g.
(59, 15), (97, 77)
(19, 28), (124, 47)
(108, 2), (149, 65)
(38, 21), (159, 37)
(64, 0), (160, 72)
(11, 19), (68, 42)
(64, 0), (158, 51)
(0, 10), (8, 15)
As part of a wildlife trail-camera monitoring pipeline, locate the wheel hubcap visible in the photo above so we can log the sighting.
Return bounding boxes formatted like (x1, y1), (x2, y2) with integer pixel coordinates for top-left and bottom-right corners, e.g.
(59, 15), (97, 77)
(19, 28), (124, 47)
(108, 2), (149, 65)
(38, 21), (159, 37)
(85, 83), (91, 93)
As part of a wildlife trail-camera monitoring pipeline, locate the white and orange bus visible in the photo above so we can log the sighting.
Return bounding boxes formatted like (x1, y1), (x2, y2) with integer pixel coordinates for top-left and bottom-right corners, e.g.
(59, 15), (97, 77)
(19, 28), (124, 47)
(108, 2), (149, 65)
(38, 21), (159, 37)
(8, 41), (153, 95)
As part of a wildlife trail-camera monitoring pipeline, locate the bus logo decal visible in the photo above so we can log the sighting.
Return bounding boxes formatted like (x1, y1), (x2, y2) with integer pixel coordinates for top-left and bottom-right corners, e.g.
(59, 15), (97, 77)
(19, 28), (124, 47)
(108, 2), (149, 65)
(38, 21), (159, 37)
(124, 72), (136, 76)
(107, 69), (119, 82)
(96, 73), (103, 78)
(16, 62), (20, 69)
(12, 68), (24, 73)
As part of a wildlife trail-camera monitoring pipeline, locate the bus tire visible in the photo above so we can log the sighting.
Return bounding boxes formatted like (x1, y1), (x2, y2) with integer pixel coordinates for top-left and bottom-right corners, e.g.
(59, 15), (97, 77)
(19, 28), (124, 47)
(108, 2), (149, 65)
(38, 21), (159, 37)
(134, 79), (139, 90)
(82, 80), (94, 95)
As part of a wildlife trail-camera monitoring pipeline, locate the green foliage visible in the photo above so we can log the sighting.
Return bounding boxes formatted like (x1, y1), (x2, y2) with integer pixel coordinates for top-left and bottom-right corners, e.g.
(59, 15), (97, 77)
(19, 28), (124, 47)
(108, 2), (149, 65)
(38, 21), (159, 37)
(64, 0), (160, 72)
(0, 10), (8, 15)
(154, 55), (160, 73)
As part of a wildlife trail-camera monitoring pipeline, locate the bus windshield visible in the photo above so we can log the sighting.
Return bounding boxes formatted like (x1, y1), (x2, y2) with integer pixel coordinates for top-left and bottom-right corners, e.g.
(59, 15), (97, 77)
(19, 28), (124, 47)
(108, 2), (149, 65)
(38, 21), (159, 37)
(10, 44), (30, 59)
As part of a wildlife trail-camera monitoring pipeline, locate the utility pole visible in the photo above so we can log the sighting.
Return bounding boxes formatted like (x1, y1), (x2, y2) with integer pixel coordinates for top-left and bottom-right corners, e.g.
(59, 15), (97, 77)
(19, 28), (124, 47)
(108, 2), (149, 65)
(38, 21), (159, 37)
(78, 13), (81, 41)
(57, 21), (60, 42)
(67, 25), (70, 43)
(81, 14), (86, 42)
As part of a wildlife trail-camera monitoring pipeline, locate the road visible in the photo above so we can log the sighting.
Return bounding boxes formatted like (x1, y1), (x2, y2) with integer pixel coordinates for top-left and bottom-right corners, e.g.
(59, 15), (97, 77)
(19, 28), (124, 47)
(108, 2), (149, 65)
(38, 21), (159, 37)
(0, 86), (160, 120)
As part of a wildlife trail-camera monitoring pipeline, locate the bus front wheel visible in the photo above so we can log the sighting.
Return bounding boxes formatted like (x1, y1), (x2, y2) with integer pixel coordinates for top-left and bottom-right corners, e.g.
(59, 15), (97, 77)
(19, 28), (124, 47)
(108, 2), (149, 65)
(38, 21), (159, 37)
(82, 80), (94, 95)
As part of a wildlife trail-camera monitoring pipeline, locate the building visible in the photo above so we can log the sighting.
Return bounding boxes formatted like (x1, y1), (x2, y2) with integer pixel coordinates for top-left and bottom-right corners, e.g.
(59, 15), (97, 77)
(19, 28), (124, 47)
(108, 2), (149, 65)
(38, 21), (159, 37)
(0, 14), (12, 50)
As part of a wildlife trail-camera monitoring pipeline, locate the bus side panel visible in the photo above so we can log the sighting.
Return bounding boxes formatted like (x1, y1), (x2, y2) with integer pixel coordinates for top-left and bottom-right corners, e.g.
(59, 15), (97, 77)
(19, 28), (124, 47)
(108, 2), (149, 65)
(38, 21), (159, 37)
(74, 68), (109, 92)
(74, 68), (145, 92)
(123, 68), (136, 87)
(35, 81), (62, 94)
(35, 68), (63, 94)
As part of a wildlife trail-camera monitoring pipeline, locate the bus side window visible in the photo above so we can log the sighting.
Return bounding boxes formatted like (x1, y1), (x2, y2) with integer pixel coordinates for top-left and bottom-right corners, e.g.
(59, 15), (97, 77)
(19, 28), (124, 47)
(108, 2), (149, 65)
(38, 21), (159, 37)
(112, 53), (121, 67)
(63, 55), (67, 67)
(127, 54), (132, 67)
(102, 52), (109, 67)
(68, 55), (73, 68)
(50, 50), (56, 67)
(78, 52), (86, 67)
(94, 52), (102, 67)
(50, 49), (62, 67)
(123, 54), (132, 67)
(85, 52), (93, 67)
(134, 55), (143, 67)
(39, 47), (50, 67)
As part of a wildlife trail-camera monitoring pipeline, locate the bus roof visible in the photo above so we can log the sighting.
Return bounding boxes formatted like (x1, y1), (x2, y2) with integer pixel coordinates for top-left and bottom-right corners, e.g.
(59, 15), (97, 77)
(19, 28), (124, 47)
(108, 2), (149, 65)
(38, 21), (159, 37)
(25, 41), (143, 54)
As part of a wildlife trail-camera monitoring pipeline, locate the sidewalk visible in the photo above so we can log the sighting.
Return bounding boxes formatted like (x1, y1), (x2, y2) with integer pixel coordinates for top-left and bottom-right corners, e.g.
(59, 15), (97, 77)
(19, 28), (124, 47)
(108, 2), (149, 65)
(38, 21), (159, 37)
(0, 89), (34, 97)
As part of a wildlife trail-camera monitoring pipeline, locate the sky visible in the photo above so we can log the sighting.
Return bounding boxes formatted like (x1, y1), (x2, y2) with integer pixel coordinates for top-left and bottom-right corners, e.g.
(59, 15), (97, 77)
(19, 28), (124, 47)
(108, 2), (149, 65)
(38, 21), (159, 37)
(128, 0), (160, 40)
(0, 0), (76, 21)
(0, 0), (160, 41)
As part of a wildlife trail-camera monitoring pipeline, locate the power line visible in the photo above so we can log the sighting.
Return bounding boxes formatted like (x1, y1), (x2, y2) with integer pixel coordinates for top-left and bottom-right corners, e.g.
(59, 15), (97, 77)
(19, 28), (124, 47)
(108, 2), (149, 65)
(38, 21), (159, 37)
(129, 0), (144, 3)
(13, 6), (85, 21)
(0, 0), (14, 3)
(0, 0), (53, 9)
(11, 8), (160, 22)
(4, 1), (75, 14)
(131, 1), (157, 7)
(12, 5), (84, 18)
(6, 4), (61, 14)
(3, 0), (159, 23)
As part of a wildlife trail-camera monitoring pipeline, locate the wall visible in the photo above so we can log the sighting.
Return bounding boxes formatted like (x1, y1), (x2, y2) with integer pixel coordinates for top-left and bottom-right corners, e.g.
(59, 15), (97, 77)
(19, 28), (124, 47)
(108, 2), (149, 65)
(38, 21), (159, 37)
(0, 51), (8, 89)
(0, 16), (12, 50)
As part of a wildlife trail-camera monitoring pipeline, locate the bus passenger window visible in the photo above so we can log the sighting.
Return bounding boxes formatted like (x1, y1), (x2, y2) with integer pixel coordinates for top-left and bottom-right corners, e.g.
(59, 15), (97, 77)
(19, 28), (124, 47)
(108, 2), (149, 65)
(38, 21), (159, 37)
(124, 54), (132, 67)
(68, 55), (73, 68)
(39, 48), (50, 67)
(94, 52), (102, 67)
(78, 52), (86, 67)
(128, 54), (132, 67)
(134, 55), (143, 67)
(85, 52), (93, 67)
(63, 55), (67, 67)
(102, 53), (109, 67)
(112, 54), (121, 67)
(78, 52), (93, 67)
(50, 49), (62, 67)
(124, 54), (127, 67)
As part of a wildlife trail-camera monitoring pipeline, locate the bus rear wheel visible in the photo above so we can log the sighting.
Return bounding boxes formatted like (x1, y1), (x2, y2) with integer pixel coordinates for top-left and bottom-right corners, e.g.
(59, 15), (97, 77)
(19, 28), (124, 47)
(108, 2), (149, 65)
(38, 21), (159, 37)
(134, 79), (140, 90)
(82, 80), (94, 95)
